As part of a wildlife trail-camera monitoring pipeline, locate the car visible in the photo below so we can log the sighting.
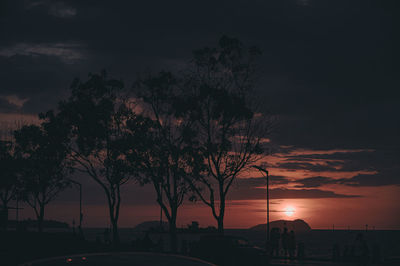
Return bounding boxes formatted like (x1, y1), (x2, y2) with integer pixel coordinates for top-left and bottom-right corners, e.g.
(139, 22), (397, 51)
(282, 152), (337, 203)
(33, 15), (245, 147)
(20, 252), (216, 266)
(190, 235), (268, 266)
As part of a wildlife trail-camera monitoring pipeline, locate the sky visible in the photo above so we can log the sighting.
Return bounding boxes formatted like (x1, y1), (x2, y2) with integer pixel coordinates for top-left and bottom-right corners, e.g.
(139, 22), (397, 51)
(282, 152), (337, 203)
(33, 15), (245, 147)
(0, 0), (399, 230)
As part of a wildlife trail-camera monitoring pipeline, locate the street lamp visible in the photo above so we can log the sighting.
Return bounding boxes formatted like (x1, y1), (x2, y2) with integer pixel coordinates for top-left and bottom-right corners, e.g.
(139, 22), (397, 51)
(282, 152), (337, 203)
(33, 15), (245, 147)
(252, 165), (270, 242)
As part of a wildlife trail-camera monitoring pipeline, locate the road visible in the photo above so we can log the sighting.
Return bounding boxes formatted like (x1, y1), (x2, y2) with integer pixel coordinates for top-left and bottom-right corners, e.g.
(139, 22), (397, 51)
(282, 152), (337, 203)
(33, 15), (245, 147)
(20, 252), (216, 266)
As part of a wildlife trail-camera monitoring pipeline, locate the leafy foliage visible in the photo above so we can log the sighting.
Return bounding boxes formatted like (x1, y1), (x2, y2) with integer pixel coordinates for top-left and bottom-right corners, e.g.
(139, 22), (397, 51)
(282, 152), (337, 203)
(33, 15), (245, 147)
(0, 140), (19, 209)
(183, 36), (271, 234)
(14, 117), (71, 232)
(57, 71), (145, 244)
(130, 71), (205, 251)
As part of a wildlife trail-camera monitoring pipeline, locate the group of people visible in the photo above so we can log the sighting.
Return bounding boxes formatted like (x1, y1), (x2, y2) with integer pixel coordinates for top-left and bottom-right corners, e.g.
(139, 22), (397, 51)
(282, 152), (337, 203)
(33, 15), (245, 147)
(269, 227), (301, 259)
(332, 233), (381, 265)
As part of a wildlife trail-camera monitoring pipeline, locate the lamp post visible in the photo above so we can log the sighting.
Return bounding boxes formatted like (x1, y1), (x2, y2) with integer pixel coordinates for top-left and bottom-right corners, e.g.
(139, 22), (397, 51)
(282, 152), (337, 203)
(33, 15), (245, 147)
(16, 196), (19, 222)
(69, 180), (83, 230)
(159, 182), (163, 231)
(252, 165), (270, 242)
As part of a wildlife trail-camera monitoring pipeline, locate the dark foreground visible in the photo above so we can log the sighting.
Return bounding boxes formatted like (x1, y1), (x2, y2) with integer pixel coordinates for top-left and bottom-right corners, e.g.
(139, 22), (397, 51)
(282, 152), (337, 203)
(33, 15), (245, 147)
(1, 230), (400, 266)
(19, 252), (215, 266)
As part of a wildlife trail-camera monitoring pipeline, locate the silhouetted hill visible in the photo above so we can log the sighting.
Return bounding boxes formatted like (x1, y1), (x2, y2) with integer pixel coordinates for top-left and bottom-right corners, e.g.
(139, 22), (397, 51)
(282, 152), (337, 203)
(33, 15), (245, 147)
(132, 221), (168, 232)
(249, 219), (311, 232)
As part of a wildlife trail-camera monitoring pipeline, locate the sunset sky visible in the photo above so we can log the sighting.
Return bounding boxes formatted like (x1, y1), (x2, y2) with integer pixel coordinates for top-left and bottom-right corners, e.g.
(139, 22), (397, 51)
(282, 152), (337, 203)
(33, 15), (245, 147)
(1, 0), (399, 230)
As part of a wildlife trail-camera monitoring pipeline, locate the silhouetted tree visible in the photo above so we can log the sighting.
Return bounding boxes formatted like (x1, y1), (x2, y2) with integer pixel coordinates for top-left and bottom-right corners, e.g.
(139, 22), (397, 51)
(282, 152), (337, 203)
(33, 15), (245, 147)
(0, 140), (19, 230)
(14, 113), (71, 233)
(57, 71), (140, 244)
(129, 72), (204, 252)
(183, 36), (271, 235)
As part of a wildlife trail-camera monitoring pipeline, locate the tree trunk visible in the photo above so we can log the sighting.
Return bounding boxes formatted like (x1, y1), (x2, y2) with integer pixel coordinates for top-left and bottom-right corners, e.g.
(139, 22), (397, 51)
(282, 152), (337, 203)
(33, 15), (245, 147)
(38, 204), (45, 233)
(169, 214), (178, 253)
(108, 204), (120, 245)
(106, 190), (120, 246)
(1, 205), (8, 231)
(111, 218), (120, 245)
(4, 207), (8, 231)
(217, 216), (224, 236)
(217, 184), (225, 236)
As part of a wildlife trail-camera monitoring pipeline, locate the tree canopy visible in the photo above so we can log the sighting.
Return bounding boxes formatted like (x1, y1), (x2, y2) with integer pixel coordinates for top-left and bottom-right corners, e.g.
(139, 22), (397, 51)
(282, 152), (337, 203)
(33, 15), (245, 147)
(14, 114), (71, 232)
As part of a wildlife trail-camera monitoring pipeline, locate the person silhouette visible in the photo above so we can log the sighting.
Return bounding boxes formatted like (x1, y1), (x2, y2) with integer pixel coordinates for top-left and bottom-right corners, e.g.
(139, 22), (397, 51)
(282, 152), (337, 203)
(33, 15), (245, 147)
(288, 230), (296, 259)
(270, 227), (280, 257)
(297, 242), (305, 260)
(354, 233), (369, 265)
(72, 219), (76, 235)
(332, 243), (341, 262)
(142, 231), (154, 251)
(343, 242), (350, 262)
(181, 239), (188, 254)
(281, 227), (289, 257)
(156, 236), (164, 252)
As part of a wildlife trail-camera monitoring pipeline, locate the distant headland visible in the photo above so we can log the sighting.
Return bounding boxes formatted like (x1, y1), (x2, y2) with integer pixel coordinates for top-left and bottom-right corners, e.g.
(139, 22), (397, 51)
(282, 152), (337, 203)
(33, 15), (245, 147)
(249, 219), (311, 232)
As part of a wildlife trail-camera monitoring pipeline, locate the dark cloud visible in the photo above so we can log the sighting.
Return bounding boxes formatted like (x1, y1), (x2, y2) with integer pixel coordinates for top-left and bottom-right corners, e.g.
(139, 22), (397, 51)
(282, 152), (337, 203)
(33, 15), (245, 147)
(276, 161), (342, 172)
(0, 97), (20, 113)
(0, 0), (398, 193)
(1, 1), (398, 118)
(281, 148), (400, 187)
(338, 170), (400, 187)
(0, 52), (88, 113)
(228, 187), (360, 200)
(294, 176), (337, 188)
(270, 188), (360, 199)
(294, 168), (400, 188)
(234, 176), (291, 188)
(231, 175), (360, 200)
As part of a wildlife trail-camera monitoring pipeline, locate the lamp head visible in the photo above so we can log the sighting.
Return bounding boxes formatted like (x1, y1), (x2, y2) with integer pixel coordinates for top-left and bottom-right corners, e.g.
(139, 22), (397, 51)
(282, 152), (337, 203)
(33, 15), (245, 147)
(252, 165), (268, 174)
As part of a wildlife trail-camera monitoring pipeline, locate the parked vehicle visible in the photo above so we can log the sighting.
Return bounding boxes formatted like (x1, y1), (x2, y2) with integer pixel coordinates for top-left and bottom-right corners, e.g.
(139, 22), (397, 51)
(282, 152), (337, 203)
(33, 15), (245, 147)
(190, 235), (267, 266)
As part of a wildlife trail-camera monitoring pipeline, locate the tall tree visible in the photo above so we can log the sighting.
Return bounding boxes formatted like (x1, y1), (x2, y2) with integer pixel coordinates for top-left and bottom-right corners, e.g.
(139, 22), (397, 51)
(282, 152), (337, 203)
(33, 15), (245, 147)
(184, 36), (272, 235)
(129, 72), (204, 252)
(0, 140), (19, 230)
(14, 113), (71, 233)
(57, 71), (140, 244)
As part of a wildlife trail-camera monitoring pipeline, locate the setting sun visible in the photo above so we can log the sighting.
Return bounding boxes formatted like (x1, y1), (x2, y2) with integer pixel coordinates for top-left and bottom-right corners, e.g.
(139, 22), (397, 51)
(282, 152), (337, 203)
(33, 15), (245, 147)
(284, 206), (295, 217)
